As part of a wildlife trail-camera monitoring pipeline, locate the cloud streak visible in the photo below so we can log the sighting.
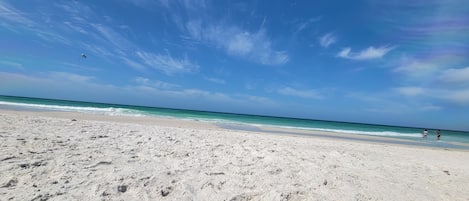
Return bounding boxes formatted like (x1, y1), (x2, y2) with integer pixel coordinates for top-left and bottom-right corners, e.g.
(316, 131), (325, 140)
(184, 20), (289, 65)
(438, 66), (469, 85)
(91, 24), (134, 54)
(0, 2), (73, 45)
(296, 17), (321, 33)
(0, 71), (279, 113)
(0, 60), (24, 69)
(338, 46), (395, 60)
(134, 77), (179, 89)
(319, 33), (337, 48)
(49, 72), (94, 82)
(2, 1), (197, 76)
(205, 77), (225, 84)
(277, 87), (321, 99)
(0, 2), (35, 26)
(393, 87), (426, 96)
(393, 59), (439, 77)
(394, 65), (469, 106)
(395, 86), (469, 106)
(136, 51), (199, 75)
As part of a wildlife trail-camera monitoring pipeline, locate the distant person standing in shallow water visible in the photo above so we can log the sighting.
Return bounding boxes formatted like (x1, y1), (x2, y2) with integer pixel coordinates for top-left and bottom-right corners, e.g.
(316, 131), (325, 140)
(437, 129), (441, 140)
(423, 129), (428, 138)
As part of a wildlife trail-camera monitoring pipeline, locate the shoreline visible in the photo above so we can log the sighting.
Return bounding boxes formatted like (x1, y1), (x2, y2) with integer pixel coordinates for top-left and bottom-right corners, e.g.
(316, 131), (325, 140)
(2, 109), (466, 151)
(1, 109), (469, 200)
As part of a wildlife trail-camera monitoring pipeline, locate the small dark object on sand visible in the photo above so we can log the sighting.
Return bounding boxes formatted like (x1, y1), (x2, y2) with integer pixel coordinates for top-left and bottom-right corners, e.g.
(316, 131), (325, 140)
(19, 163), (30, 168)
(102, 191), (110, 196)
(1, 156), (16, 161)
(117, 185), (127, 193)
(161, 186), (173, 197)
(1, 179), (18, 188)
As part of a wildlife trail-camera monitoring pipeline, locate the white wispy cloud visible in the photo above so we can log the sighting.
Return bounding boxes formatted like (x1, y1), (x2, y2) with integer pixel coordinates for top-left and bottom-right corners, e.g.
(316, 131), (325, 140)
(91, 24), (134, 54)
(0, 2), (74, 45)
(158, 0), (170, 7)
(222, 28), (289, 65)
(134, 77), (179, 89)
(36, 29), (73, 45)
(181, 0), (207, 11)
(391, 62), (469, 108)
(296, 22), (309, 33)
(0, 2), (93, 47)
(433, 88), (469, 105)
(296, 17), (321, 32)
(434, 67), (469, 104)
(206, 77), (225, 84)
(277, 87), (321, 99)
(393, 87), (426, 96)
(185, 21), (289, 65)
(122, 58), (146, 71)
(393, 59), (440, 77)
(337, 46), (395, 60)
(0, 60), (24, 69)
(381, 1), (469, 42)
(438, 67), (469, 85)
(227, 32), (255, 56)
(136, 51), (199, 75)
(54, 1), (201, 76)
(0, 2), (35, 26)
(319, 33), (337, 48)
(420, 105), (442, 111)
(394, 85), (469, 106)
(49, 72), (94, 82)
(60, 63), (102, 73)
(441, 89), (469, 105)
(134, 0), (288, 65)
(125, 0), (158, 7)
(63, 21), (89, 34)
(235, 94), (276, 105)
(55, 1), (94, 17)
(347, 91), (443, 114)
(53, 1), (197, 76)
(1, 71), (278, 111)
(54, 2), (201, 75)
(82, 43), (113, 58)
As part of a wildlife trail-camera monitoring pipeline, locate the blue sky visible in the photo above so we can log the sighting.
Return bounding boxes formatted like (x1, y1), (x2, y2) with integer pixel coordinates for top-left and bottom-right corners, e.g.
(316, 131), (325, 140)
(1, 0), (469, 130)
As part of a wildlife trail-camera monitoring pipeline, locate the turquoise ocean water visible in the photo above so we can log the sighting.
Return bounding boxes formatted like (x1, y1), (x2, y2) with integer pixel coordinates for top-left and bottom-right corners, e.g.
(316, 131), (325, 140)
(1, 95), (468, 150)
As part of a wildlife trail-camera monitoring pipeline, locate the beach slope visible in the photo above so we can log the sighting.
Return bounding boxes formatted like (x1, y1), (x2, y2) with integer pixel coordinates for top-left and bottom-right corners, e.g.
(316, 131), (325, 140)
(0, 111), (468, 200)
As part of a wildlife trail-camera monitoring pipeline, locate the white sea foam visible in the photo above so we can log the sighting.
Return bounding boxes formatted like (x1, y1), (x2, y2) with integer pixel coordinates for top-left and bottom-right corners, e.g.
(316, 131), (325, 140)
(0, 100), (423, 138)
(232, 122), (423, 138)
(319, 128), (422, 138)
(0, 101), (141, 117)
(293, 126), (421, 138)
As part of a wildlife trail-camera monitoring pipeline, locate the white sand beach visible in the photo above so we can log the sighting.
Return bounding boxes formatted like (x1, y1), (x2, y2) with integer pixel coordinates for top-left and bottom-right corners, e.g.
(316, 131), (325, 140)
(1, 110), (468, 201)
